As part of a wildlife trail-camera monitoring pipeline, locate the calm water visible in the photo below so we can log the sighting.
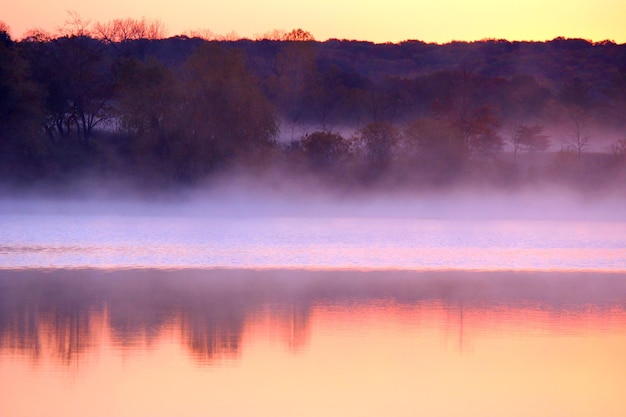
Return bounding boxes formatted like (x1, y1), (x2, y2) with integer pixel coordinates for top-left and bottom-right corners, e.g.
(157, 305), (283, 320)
(1, 212), (625, 417)
(1, 214), (626, 270)
(1, 269), (625, 417)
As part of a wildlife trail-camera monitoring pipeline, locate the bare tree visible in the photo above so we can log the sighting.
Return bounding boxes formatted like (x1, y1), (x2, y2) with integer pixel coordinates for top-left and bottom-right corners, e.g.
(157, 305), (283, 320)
(24, 33), (115, 143)
(610, 138), (626, 163)
(58, 10), (91, 37)
(187, 29), (239, 41)
(558, 78), (593, 163)
(353, 121), (400, 176)
(512, 124), (550, 161)
(255, 29), (287, 41)
(256, 28), (314, 41)
(21, 28), (54, 42)
(0, 20), (10, 36)
(187, 28), (216, 40)
(566, 106), (591, 163)
(93, 17), (167, 42)
(213, 31), (240, 41)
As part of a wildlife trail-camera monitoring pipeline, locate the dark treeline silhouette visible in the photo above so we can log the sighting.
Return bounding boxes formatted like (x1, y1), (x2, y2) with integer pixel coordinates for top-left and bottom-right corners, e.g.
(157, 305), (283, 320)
(1, 268), (625, 366)
(1, 21), (626, 193)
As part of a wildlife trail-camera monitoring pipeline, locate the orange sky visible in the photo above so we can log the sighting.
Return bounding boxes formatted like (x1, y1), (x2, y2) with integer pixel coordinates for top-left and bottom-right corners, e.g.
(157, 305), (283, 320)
(2, 0), (625, 43)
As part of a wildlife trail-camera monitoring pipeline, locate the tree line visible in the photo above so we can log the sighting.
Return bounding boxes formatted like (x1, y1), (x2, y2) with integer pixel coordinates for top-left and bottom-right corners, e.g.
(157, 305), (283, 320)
(1, 18), (626, 193)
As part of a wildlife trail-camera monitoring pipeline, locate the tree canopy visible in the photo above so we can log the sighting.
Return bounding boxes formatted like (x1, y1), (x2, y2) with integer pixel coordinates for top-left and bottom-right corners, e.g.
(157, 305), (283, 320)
(1, 22), (626, 192)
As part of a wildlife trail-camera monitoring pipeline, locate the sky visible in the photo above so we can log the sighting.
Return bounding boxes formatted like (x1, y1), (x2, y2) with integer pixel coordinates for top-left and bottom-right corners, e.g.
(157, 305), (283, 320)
(2, 0), (625, 43)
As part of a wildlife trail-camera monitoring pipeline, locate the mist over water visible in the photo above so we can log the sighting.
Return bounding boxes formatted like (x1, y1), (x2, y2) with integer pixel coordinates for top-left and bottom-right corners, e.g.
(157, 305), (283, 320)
(1, 177), (625, 417)
(2, 175), (625, 220)
(1, 181), (625, 271)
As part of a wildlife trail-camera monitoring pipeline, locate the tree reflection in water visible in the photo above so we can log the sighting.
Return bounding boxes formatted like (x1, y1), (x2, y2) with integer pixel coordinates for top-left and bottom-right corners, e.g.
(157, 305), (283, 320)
(1, 268), (625, 367)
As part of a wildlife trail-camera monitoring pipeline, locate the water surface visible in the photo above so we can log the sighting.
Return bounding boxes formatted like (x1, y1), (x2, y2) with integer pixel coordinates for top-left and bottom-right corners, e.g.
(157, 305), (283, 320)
(1, 269), (626, 417)
(2, 214), (625, 270)
(1, 209), (625, 416)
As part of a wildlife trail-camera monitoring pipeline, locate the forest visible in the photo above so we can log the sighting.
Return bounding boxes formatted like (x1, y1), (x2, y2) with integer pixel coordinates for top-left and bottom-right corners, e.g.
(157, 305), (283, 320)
(1, 19), (626, 195)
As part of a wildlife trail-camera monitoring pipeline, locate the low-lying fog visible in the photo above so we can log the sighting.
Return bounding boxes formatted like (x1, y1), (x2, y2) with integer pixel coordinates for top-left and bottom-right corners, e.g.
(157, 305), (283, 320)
(2, 176), (625, 272)
(1, 177), (625, 222)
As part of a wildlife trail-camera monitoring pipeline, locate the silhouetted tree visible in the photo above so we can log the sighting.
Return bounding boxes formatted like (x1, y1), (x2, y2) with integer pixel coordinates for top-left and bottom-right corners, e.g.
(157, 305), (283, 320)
(20, 28), (54, 43)
(308, 64), (365, 129)
(283, 29), (315, 42)
(93, 18), (167, 43)
(504, 75), (551, 121)
(559, 77), (592, 110)
(352, 121), (400, 178)
(2, 27), (626, 190)
(607, 66), (626, 128)
(361, 77), (412, 123)
(114, 56), (180, 178)
(0, 27), (47, 177)
(58, 11), (91, 38)
(457, 105), (504, 159)
(115, 58), (177, 136)
(0, 21), (10, 39)
(609, 138), (626, 181)
(23, 35), (115, 144)
(298, 130), (348, 170)
(512, 124), (550, 160)
(556, 77), (594, 162)
(272, 41), (317, 137)
(171, 44), (277, 180)
(402, 116), (466, 184)
(566, 107), (591, 163)
(609, 137), (626, 164)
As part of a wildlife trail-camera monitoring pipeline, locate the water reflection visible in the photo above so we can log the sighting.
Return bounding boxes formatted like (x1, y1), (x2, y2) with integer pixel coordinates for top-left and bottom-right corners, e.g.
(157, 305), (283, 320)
(0, 269), (316, 366)
(2, 268), (625, 367)
(1, 269), (626, 417)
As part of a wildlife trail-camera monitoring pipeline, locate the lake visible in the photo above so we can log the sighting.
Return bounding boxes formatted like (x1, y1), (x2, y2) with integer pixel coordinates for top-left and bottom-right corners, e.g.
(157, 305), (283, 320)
(1, 209), (625, 417)
(2, 210), (626, 270)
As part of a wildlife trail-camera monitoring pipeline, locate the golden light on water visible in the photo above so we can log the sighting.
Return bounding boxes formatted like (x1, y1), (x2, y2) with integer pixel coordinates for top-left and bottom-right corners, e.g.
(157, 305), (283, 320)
(2, 272), (625, 417)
